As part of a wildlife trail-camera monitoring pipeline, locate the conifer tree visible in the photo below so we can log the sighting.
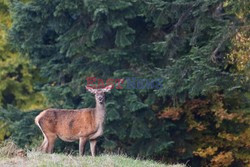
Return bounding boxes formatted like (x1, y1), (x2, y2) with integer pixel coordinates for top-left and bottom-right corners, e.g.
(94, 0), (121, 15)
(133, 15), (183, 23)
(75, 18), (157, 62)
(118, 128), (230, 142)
(0, 0), (44, 140)
(9, 0), (249, 163)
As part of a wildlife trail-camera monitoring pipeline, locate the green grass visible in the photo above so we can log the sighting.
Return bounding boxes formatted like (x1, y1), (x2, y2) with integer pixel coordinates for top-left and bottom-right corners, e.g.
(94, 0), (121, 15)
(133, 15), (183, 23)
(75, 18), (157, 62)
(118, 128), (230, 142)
(0, 151), (186, 167)
(0, 141), (185, 167)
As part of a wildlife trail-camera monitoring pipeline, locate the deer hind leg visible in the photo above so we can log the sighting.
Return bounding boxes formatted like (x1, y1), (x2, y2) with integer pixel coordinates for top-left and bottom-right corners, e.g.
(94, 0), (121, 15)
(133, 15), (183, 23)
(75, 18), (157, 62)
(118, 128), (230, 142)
(35, 116), (49, 153)
(40, 138), (47, 152)
(36, 119), (56, 153)
(40, 139), (46, 148)
(47, 134), (57, 153)
(90, 139), (97, 156)
(79, 137), (87, 156)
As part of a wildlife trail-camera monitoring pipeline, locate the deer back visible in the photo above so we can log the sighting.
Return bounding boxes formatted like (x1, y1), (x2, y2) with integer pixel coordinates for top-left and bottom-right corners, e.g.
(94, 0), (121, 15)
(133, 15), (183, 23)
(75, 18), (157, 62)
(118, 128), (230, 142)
(36, 108), (98, 141)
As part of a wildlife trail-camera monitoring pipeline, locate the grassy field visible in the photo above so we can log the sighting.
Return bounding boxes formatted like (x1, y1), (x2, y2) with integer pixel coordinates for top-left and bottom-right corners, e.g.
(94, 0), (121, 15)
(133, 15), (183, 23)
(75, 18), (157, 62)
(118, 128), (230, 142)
(0, 152), (186, 167)
(0, 141), (185, 167)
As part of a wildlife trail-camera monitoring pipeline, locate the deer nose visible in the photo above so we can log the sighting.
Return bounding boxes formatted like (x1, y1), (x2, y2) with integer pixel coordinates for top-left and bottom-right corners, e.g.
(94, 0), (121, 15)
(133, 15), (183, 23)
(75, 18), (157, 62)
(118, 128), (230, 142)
(98, 97), (104, 102)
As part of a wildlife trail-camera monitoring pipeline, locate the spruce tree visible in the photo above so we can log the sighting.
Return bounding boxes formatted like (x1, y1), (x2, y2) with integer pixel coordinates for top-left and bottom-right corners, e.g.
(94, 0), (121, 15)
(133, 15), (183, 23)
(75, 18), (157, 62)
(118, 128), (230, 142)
(0, 0), (44, 141)
(9, 0), (248, 161)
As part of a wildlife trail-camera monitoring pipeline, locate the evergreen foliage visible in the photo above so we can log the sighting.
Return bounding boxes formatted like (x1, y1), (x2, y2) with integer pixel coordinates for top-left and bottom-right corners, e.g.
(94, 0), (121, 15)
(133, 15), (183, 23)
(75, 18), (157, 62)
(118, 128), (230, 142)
(0, 106), (41, 148)
(0, 0), (44, 141)
(7, 0), (250, 166)
(0, 0), (44, 110)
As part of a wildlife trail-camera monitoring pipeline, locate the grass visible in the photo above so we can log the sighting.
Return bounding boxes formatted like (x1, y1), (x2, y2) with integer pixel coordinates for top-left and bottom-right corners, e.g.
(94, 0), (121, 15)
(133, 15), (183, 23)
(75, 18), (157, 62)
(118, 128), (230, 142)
(0, 141), (186, 167)
(0, 152), (186, 167)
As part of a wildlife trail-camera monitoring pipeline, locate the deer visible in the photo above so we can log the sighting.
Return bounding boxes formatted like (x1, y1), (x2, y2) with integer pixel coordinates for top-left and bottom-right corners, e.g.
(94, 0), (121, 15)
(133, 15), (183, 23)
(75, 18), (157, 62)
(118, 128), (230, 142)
(34, 84), (113, 156)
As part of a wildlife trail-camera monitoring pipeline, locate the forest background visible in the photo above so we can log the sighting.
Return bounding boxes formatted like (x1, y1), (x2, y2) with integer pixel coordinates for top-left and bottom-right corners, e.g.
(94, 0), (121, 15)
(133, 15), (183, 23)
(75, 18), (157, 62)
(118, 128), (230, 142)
(0, 0), (249, 166)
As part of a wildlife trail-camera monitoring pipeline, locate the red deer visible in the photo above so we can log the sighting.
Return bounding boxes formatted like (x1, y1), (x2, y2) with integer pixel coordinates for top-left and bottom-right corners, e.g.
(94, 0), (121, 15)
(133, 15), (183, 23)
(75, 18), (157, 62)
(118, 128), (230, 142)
(35, 85), (112, 156)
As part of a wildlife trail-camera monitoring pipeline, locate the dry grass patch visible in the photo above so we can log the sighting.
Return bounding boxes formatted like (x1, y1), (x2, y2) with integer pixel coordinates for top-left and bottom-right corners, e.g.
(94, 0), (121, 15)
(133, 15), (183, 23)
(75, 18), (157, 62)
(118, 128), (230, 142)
(0, 140), (26, 158)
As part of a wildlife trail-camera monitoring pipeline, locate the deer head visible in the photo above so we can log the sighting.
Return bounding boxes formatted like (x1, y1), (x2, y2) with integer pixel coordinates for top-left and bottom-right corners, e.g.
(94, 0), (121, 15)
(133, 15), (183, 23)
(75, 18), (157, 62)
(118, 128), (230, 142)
(85, 85), (112, 104)
(85, 79), (124, 104)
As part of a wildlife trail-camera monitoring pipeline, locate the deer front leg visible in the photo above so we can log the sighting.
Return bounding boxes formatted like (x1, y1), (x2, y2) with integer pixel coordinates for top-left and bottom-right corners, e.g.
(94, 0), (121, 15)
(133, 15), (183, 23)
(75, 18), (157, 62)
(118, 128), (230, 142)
(79, 137), (87, 156)
(90, 139), (97, 156)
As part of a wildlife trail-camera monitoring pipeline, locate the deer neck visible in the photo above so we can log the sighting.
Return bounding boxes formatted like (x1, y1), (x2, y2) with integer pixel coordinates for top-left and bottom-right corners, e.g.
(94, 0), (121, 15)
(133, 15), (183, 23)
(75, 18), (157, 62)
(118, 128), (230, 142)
(94, 102), (106, 126)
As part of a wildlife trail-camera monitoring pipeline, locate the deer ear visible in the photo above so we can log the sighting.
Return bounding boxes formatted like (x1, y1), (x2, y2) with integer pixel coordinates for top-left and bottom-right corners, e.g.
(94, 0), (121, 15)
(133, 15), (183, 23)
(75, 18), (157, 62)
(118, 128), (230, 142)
(102, 85), (112, 93)
(86, 86), (97, 94)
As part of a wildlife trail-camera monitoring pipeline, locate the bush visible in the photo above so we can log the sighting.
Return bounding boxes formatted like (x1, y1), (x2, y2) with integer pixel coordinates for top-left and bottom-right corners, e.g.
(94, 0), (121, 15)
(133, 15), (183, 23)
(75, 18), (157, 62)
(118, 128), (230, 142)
(0, 106), (41, 149)
(160, 93), (250, 166)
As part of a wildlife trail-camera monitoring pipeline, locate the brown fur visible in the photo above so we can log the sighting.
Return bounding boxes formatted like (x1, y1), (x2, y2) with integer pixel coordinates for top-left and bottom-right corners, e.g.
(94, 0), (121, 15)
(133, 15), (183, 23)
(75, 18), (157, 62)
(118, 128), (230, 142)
(35, 108), (101, 155)
(35, 85), (114, 156)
